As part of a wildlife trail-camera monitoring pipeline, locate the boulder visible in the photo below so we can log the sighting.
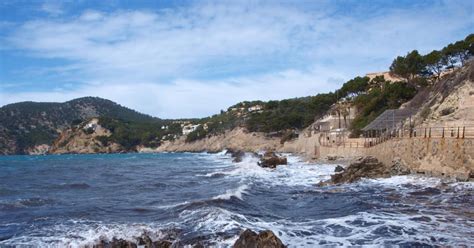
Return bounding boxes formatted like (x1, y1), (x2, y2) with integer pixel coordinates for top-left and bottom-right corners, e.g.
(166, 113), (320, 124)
(334, 165), (345, 173)
(233, 229), (285, 248)
(318, 156), (410, 186)
(258, 151), (287, 169)
(92, 234), (173, 248)
(226, 148), (246, 163)
(152, 240), (172, 248)
(390, 157), (410, 175)
(93, 238), (137, 248)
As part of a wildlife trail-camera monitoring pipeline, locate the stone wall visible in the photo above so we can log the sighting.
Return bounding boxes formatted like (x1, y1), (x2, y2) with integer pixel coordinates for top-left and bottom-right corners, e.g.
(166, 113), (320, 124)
(317, 137), (474, 180)
(366, 137), (474, 180)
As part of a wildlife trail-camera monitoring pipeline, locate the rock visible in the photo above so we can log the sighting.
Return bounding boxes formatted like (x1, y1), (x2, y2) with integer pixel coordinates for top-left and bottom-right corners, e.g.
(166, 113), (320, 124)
(258, 151), (287, 169)
(327, 155), (338, 161)
(334, 165), (345, 173)
(152, 240), (172, 248)
(233, 229), (285, 248)
(93, 238), (137, 248)
(319, 156), (395, 186)
(137, 234), (153, 247)
(226, 148), (246, 163)
(390, 157), (410, 175)
(92, 233), (173, 248)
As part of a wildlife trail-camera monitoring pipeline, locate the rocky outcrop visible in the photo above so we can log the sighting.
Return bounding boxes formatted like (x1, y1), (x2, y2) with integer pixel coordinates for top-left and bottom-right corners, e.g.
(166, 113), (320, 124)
(233, 229), (286, 248)
(334, 165), (345, 173)
(49, 118), (123, 154)
(90, 233), (174, 248)
(226, 148), (246, 162)
(156, 128), (282, 153)
(258, 151), (287, 169)
(319, 156), (410, 185)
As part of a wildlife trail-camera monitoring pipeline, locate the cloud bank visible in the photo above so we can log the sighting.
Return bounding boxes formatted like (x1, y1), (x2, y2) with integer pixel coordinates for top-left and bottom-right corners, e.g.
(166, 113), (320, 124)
(1, 1), (472, 118)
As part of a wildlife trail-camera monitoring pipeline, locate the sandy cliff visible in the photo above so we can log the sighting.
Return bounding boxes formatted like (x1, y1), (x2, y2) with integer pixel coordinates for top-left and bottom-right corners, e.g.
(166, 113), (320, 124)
(155, 128), (282, 153)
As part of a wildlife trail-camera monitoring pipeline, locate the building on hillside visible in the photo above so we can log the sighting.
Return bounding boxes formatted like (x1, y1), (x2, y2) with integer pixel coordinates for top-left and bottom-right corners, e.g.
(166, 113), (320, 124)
(182, 124), (201, 135)
(248, 105), (263, 112)
(313, 105), (358, 132)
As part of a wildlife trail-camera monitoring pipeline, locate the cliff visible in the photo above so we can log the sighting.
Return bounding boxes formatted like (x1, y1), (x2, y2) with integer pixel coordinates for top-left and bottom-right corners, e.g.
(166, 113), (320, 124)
(49, 118), (123, 154)
(155, 128), (282, 153)
(0, 97), (159, 154)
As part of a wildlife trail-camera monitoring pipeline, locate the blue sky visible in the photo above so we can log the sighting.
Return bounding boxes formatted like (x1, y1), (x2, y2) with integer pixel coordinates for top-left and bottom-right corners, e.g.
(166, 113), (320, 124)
(0, 0), (473, 118)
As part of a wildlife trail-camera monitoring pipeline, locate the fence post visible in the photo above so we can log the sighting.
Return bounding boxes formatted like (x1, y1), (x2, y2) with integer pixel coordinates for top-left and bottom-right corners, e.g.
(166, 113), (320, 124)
(457, 127), (460, 139)
(462, 127), (465, 139)
(442, 127), (445, 138)
(424, 128), (427, 138)
(429, 127), (431, 138)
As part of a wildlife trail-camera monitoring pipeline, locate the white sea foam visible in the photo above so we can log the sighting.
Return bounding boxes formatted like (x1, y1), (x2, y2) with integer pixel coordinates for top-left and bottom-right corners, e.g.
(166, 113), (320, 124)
(212, 185), (249, 200)
(0, 221), (168, 248)
(204, 152), (337, 187)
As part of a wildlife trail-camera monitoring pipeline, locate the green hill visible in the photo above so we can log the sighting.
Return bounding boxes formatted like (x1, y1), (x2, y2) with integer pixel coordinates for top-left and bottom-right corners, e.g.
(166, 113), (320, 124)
(0, 97), (161, 154)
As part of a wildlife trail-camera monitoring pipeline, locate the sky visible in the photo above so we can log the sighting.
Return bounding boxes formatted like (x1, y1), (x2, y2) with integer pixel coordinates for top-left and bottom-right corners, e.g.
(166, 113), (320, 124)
(0, 0), (472, 118)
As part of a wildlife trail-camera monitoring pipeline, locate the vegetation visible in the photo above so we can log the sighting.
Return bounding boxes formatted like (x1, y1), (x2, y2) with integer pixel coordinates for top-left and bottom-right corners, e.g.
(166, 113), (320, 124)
(350, 80), (417, 137)
(97, 117), (182, 150)
(0, 97), (163, 153)
(1, 34), (473, 153)
(390, 34), (474, 85)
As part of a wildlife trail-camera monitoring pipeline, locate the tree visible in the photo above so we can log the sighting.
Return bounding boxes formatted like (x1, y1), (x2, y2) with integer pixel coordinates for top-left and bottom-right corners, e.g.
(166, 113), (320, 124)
(442, 43), (459, 68)
(338, 76), (369, 99)
(390, 50), (425, 84)
(466, 34), (474, 56)
(424, 50), (444, 80)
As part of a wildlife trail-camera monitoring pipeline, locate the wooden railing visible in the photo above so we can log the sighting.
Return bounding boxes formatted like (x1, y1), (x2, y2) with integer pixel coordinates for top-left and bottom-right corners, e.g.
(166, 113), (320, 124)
(320, 125), (474, 148)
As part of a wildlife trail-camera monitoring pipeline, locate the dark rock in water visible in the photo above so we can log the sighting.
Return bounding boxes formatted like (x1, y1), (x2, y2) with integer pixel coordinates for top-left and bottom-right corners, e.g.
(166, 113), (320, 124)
(152, 240), (172, 248)
(93, 238), (137, 248)
(318, 156), (410, 186)
(233, 229), (286, 248)
(92, 234), (173, 248)
(334, 165), (345, 173)
(258, 151), (287, 169)
(226, 148), (246, 163)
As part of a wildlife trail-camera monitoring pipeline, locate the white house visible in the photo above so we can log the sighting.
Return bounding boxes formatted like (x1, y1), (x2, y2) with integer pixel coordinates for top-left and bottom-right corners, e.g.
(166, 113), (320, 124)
(248, 105), (263, 112)
(182, 124), (201, 135)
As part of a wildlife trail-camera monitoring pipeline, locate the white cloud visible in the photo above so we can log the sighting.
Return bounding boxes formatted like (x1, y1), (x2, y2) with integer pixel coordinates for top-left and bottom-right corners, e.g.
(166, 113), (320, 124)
(0, 65), (345, 118)
(2, 1), (473, 118)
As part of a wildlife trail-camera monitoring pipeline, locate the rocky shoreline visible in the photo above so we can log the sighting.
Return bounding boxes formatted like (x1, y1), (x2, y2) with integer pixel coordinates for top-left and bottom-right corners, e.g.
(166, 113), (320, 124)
(317, 156), (411, 186)
(88, 229), (285, 248)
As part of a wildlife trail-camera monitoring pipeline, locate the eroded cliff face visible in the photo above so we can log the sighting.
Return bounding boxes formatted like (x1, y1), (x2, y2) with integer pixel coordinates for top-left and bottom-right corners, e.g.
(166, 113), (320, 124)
(155, 128), (282, 153)
(49, 118), (123, 154)
(413, 61), (474, 126)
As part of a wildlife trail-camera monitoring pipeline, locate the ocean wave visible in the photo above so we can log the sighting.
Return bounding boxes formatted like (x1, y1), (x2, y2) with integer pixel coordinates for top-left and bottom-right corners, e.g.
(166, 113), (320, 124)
(212, 185), (249, 200)
(0, 197), (55, 210)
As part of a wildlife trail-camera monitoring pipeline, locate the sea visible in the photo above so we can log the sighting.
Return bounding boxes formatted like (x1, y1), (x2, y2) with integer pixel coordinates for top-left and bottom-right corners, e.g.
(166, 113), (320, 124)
(0, 152), (472, 247)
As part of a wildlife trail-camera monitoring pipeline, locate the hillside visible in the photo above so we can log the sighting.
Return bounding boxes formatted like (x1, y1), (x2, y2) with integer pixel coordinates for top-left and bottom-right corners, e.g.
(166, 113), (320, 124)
(0, 97), (160, 154)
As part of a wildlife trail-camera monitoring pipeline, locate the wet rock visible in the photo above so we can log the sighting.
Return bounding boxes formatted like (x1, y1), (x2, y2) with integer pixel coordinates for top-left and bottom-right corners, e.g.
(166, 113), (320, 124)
(318, 156), (387, 186)
(258, 151), (287, 169)
(390, 157), (410, 175)
(226, 148), (246, 163)
(233, 229), (286, 248)
(93, 238), (137, 248)
(152, 240), (172, 248)
(334, 165), (345, 173)
(92, 233), (174, 248)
